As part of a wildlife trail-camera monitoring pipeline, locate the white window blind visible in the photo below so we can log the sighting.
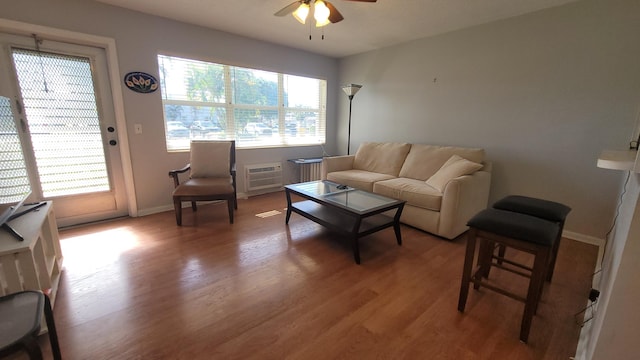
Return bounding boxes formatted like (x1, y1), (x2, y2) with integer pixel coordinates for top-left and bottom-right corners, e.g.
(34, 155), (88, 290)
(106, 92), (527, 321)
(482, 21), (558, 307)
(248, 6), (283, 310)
(0, 97), (31, 203)
(12, 49), (110, 197)
(157, 54), (326, 151)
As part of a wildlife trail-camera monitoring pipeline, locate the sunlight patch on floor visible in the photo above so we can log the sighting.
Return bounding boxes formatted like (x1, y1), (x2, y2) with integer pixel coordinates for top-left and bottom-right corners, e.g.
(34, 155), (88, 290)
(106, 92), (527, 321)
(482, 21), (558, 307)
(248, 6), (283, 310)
(61, 227), (142, 270)
(255, 210), (281, 218)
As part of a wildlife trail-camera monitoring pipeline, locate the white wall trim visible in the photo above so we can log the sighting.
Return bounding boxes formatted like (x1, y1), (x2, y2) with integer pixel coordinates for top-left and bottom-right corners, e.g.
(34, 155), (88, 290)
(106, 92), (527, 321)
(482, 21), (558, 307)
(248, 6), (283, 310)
(0, 17), (139, 217)
(563, 230), (605, 247)
(137, 205), (174, 217)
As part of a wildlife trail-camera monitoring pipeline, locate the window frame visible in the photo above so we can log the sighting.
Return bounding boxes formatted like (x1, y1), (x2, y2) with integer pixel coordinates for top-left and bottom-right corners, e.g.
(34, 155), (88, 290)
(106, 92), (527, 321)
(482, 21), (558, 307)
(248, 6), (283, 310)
(157, 54), (327, 151)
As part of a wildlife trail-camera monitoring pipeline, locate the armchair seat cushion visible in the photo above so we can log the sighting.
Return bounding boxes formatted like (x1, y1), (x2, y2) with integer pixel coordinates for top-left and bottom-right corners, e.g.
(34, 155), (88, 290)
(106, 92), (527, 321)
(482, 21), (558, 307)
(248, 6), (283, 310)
(374, 178), (442, 211)
(172, 177), (234, 197)
(326, 170), (395, 192)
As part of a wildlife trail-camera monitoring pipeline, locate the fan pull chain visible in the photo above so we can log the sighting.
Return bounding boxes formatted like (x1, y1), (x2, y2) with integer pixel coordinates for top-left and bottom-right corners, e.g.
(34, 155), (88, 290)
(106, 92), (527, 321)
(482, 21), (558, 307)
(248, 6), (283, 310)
(309, 21), (312, 40)
(32, 34), (49, 93)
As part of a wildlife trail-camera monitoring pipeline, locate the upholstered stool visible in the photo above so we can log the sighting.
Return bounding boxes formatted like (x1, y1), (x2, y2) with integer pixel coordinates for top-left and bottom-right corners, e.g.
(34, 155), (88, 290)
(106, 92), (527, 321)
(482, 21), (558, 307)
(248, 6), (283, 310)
(458, 208), (560, 343)
(492, 195), (571, 281)
(0, 290), (62, 360)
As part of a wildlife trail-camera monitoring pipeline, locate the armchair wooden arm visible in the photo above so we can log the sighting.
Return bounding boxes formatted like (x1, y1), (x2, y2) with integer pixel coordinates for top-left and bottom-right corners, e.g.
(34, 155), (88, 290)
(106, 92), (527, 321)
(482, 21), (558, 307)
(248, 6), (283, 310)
(168, 164), (191, 187)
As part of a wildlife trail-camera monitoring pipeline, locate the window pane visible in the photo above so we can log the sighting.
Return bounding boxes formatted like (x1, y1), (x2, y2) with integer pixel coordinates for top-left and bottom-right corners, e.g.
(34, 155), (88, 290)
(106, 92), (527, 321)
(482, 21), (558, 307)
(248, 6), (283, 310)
(231, 68), (278, 106)
(159, 55), (225, 103)
(284, 75), (320, 109)
(163, 104), (226, 136)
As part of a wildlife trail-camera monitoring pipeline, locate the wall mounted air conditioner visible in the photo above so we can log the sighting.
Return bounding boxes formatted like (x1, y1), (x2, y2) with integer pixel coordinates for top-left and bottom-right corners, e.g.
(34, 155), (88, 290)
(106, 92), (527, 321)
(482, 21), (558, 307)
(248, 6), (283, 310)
(245, 162), (283, 191)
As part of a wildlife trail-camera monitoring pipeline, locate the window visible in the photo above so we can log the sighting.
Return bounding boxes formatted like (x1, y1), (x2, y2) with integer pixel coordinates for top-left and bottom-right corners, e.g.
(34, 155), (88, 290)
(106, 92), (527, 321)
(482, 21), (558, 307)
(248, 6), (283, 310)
(157, 55), (327, 151)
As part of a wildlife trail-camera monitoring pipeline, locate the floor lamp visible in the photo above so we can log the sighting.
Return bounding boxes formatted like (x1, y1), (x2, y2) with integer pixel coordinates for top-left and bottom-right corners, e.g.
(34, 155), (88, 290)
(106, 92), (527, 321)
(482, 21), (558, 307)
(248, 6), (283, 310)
(342, 84), (362, 155)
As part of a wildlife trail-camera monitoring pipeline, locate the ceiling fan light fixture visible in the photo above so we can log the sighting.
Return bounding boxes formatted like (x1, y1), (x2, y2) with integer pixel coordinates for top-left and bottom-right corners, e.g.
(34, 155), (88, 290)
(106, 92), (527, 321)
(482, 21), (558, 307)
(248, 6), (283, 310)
(292, 3), (310, 24)
(314, 0), (331, 27)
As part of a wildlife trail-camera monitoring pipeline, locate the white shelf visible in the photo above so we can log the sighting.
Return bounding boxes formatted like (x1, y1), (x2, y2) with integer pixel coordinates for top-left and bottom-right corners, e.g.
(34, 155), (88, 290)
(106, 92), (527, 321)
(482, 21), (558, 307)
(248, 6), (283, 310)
(0, 201), (63, 305)
(597, 150), (638, 171)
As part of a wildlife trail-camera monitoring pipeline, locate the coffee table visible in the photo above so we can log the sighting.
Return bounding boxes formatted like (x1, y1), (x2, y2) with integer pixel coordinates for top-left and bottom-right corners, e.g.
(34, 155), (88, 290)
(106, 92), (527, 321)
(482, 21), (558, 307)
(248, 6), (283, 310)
(284, 180), (405, 264)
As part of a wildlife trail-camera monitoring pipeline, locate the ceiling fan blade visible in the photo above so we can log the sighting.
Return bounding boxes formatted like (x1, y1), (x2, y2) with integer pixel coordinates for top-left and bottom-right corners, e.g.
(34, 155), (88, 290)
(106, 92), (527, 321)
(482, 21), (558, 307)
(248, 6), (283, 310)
(274, 1), (302, 16)
(325, 1), (344, 23)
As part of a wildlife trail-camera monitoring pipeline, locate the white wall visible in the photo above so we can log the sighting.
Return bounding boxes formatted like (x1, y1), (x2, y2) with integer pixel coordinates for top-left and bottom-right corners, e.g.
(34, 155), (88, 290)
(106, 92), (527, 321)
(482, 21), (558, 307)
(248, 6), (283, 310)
(337, 0), (640, 239)
(0, 0), (339, 213)
(584, 172), (640, 359)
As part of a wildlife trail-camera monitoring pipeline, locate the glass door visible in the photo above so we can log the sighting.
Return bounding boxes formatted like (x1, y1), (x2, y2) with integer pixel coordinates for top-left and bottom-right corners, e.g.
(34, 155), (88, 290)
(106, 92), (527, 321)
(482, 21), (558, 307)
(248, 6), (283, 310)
(0, 33), (128, 226)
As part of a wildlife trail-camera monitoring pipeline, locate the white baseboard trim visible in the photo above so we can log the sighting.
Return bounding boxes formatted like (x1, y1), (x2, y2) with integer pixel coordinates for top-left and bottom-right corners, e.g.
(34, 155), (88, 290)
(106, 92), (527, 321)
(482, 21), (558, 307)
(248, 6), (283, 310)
(136, 194), (253, 217)
(137, 204), (174, 217)
(563, 230), (604, 247)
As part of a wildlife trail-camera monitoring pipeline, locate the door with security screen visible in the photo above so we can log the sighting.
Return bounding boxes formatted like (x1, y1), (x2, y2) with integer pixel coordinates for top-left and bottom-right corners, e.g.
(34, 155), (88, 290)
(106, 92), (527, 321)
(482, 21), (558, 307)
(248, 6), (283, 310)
(0, 33), (127, 226)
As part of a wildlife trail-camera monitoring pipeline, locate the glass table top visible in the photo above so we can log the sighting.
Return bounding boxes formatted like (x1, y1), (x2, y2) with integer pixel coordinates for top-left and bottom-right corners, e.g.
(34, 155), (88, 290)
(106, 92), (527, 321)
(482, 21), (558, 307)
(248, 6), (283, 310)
(285, 181), (403, 214)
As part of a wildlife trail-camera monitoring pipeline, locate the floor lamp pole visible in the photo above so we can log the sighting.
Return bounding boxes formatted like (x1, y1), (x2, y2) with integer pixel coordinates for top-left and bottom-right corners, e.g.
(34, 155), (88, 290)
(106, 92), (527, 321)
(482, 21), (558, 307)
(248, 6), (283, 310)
(342, 83), (362, 155)
(347, 95), (353, 155)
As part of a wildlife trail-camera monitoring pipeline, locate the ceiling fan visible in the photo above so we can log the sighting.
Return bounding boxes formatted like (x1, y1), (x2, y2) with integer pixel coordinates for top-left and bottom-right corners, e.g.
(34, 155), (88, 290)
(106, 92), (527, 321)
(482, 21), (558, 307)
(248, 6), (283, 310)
(275, 0), (377, 28)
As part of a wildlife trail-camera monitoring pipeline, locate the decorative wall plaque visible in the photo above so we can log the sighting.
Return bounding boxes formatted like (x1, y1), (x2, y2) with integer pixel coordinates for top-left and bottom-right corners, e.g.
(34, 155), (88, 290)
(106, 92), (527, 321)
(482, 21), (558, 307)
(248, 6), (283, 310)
(124, 72), (158, 93)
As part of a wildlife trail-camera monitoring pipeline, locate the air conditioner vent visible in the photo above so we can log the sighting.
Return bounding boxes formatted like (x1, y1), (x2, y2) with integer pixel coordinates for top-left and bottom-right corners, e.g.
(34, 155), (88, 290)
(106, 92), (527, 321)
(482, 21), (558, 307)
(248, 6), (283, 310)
(245, 162), (283, 191)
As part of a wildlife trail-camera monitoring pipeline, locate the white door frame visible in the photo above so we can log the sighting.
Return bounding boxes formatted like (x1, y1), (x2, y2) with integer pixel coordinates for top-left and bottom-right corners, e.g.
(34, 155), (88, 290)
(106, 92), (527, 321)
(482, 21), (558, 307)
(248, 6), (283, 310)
(0, 18), (138, 217)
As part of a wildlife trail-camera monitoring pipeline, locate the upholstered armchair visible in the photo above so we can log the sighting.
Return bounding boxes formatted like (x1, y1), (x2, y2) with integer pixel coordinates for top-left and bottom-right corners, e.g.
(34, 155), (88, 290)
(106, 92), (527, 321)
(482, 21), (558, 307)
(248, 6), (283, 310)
(168, 140), (237, 225)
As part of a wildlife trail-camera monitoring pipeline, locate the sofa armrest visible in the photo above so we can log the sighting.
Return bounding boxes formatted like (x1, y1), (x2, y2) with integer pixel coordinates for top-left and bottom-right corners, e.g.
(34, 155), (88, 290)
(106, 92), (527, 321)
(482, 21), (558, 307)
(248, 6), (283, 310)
(321, 155), (355, 180)
(438, 169), (492, 239)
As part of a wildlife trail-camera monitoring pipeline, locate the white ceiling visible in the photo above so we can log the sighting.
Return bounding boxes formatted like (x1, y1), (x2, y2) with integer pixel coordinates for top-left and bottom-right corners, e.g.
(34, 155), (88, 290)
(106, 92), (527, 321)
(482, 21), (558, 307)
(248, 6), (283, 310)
(94, 0), (581, 58)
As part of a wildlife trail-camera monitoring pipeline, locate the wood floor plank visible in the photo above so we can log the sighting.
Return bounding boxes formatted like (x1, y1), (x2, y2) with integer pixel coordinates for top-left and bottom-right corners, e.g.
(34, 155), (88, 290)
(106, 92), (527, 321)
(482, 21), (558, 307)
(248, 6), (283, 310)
(31, 191), (596, 359)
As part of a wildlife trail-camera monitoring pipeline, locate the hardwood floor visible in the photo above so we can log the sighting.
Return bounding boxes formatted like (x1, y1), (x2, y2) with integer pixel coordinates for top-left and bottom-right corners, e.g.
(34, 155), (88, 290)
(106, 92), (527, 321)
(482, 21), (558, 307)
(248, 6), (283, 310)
(41, 191), (596, 359)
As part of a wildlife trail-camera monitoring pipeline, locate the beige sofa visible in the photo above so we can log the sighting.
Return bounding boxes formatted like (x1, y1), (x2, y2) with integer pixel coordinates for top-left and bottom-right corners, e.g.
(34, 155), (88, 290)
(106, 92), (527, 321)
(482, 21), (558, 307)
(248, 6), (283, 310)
(321, 142), (492, 239)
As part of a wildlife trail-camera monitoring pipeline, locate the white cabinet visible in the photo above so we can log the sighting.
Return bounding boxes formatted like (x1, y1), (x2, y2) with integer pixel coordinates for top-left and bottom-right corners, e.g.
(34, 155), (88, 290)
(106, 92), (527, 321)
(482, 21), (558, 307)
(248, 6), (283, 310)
(0, 201), (63, 305)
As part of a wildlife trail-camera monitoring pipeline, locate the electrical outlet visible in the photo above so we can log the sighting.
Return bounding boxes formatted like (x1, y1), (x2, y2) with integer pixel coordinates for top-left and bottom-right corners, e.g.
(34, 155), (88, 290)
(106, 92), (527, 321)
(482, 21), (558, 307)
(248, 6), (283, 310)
(134, 124), (142, 134)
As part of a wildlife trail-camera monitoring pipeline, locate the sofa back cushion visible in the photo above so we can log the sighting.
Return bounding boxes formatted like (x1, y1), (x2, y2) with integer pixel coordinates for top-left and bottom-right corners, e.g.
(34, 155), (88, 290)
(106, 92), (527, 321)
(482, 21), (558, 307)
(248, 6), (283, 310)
(399, 144), (485, 181)
(353, 142), (411, 176)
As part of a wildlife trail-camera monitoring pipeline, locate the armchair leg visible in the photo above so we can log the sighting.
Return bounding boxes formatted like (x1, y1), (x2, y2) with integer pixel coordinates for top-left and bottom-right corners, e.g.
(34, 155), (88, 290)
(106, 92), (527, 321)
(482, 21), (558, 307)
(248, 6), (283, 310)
(191, 201), (197, 211)
(173, 198), (182, 226)
(227, 198), (234, 224)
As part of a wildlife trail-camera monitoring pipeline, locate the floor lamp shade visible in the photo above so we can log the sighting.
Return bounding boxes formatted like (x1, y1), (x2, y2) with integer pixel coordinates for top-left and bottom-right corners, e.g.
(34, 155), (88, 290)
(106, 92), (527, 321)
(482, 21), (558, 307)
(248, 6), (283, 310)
(342, 84), (362, 155)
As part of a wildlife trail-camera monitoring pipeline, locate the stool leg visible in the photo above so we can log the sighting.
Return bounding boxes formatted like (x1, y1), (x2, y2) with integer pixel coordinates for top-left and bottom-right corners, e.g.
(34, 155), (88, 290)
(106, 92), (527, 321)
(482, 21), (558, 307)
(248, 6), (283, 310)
(479, 239), (494, 280)
(497, 244), (506, 264)
(533, 247), (552, 316)
(520, 247), (549, 343)
(22, 336), (43, 360)
(458, 229), (478, 312)
(43, 295), (62, 360)
(546, 220), (564, 282)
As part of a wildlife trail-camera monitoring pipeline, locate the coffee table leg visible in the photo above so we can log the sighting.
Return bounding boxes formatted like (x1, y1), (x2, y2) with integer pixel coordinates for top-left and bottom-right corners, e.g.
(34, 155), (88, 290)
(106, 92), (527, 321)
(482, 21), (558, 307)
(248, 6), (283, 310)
(394, 203), (404, 245)
(352, 217), (362, 264)
(285, 190), (292, 224)
(352, 237), (361, 264)
(394, 222), (402, 246)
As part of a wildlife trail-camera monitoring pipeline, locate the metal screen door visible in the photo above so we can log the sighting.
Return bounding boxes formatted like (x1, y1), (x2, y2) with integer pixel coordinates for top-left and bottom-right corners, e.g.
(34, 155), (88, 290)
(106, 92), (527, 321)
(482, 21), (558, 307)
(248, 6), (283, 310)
(0, 33), (128, 226)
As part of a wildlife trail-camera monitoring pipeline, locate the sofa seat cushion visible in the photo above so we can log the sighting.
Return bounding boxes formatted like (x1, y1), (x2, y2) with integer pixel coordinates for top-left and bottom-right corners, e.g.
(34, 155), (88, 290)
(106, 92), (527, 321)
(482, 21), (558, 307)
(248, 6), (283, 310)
(374, 177), (442, 211)
(353, 142), (411, 176)
(327, 170), (395, 192)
